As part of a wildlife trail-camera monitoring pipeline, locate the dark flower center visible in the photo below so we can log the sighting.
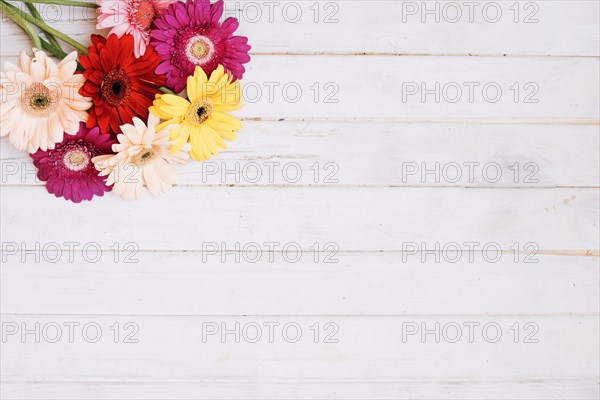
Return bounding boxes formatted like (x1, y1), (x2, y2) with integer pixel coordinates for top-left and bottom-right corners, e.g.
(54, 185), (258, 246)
(101, 69), (132, 107)
(132, 146), (159, 166)
(185, 99), (213, 125)
(21, 82), (58, 116)
(32, 95), (50, 109)
(112, 82), (123, 95)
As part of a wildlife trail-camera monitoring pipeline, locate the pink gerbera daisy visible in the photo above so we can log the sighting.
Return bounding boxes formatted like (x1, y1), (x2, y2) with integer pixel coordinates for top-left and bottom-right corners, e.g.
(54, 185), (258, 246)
(96, 0), (177, 57)
(30, 122), (116, 203)
(150, 0), (251, 93)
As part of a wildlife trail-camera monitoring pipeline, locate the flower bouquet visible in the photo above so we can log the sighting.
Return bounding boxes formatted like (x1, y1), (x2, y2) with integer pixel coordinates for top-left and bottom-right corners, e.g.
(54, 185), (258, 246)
(0, 0), (251, 201)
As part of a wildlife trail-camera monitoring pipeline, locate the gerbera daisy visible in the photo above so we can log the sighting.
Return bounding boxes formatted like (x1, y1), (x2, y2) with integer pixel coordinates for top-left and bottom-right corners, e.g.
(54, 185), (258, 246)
(96, 0), (177, 58)
(93, 115), (190, 200)
(79, 34), (166, 135)
(150, 0), (251, 93)
(150, 65), (242, 161)
(0, 49), (91, 153)
(30, 122), (116, 203)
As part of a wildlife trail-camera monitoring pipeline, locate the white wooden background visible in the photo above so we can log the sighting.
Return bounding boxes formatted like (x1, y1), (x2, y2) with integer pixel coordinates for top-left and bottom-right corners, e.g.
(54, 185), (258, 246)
(1, 1), (599, 398)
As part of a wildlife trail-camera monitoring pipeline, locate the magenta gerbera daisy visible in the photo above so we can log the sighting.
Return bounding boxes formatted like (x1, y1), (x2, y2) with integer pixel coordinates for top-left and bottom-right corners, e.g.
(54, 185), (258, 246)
(30, 122), (116, 203)
(150, 0), (251, 93)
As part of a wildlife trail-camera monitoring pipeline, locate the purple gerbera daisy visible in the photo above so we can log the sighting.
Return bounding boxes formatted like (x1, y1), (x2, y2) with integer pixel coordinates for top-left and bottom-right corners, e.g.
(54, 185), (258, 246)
(30, 123), (116, 203)
(150, 0), (251, 93)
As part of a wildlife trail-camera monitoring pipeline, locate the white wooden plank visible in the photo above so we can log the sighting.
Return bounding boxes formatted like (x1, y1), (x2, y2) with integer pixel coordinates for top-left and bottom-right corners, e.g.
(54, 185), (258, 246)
(2, 380), (599, 400)
(1, 187), (598, 250)
(1, 315), (597, 381)
(0, 54), (598, 119)
(1, 1), (599, 56)
(2, 122), (599, 187)
(1, 2), (598, 397)
(1, 253), (598, 315)
(237, 55), (600, 119)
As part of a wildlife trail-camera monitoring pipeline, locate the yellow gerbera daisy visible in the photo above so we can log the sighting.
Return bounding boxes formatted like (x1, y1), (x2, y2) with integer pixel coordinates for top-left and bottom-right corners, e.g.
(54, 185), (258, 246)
(149, 65), (242, 161)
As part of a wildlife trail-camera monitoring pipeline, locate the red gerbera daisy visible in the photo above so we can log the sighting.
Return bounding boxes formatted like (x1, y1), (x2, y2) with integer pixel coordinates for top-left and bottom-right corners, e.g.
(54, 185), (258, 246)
(79, 34), (166, 134)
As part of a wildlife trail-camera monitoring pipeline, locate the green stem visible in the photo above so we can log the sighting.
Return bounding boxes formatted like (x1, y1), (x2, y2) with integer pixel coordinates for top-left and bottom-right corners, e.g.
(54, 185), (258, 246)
(17, 0), (97, 8)
(40, 38), (67, 57)
(1, 3), (84, 71)
(0, 2), (42, 49)
(159, 87), (175, 95)
(25, 2), (62, 50)
(39, 39), (85, 71)
(0, 0), (88, 54)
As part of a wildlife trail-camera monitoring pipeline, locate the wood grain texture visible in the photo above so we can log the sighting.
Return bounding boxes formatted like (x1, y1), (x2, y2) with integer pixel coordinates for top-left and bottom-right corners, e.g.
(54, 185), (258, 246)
(0, 55), (598, 120)
(2, 254), (598, 315)
(241, 55), (599, 120)
(1, 187), (598, 251)
(1, 315), (597, 380)
(1, 1), (599, 56)
(2, 380), (599, 400)
(2, 122), (599, 187)
(1, 0), (599, 398)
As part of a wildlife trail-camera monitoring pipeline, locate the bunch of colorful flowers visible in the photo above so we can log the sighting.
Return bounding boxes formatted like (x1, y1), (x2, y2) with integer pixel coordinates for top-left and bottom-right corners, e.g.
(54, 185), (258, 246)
(0, 0), (250, 202)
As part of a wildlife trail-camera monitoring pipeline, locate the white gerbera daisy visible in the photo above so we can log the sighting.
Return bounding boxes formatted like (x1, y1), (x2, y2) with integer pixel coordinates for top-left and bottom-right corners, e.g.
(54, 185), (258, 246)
(93, 115), (190, 200)
(0, 49), (92, 153)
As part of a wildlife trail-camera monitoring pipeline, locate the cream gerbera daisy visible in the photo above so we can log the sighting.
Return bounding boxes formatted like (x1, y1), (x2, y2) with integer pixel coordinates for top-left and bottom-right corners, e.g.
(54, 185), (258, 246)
(93, 115), (191, 200)
(149, 64), (242, 162)
(0, 49), (92, 153)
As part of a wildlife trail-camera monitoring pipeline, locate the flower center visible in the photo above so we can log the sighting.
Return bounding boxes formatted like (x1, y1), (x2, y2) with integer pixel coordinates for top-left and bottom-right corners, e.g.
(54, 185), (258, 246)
(130, 0), (156, 30)
(101, 69), (132, 107)
(185, 99), (213, 126)
(20, 82), (58, 116)
(192, 41), (208, 58)
(185, 35), (215, 65)
(63, 148), (91, 172)
(132, 145), (158, 166)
